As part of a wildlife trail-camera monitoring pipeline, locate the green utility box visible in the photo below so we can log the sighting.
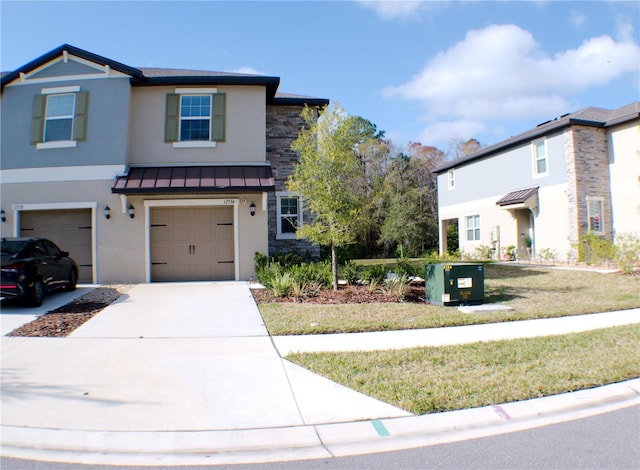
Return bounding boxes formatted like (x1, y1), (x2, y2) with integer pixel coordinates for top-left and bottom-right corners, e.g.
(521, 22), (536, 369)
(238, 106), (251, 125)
(425, 263), (484, 306)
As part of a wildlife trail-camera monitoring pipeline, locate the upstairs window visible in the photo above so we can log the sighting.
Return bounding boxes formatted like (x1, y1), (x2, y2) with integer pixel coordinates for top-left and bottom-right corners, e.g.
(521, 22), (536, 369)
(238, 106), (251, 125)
(165, 91), (225, 147)
(587, 197), (604, 234)
(276, 192), (302, 239)
(448, 169), (455, 189)
(532, 139), (548, 177)
(31, 86), (89, 148)
(466, 214), (481, 241)
(180, 95), (211, 141)
(45, 94), (75, 141)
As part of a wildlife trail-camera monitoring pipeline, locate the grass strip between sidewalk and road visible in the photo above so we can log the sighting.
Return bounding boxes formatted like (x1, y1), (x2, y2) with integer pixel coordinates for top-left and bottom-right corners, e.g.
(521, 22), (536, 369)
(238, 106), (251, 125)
(286, 324), (640, 415)
(259, 264), (640, 335)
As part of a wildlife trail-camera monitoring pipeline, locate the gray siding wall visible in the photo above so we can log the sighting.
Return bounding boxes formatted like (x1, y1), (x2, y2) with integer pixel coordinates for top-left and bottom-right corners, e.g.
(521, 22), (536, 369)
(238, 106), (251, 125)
(1, 77), (130, 169)
(29, 60), (103, 79)
(438, 131), (568, 208)
(265, 104), (319, 258)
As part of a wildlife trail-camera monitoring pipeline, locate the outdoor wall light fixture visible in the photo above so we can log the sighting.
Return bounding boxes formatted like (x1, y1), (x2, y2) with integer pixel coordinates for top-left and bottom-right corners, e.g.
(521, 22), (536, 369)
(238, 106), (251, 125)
(0, 209), (5, 223)
(128, 204), (135, 219)
(103, 205), (111, 220)
(249, 202), (256, 217)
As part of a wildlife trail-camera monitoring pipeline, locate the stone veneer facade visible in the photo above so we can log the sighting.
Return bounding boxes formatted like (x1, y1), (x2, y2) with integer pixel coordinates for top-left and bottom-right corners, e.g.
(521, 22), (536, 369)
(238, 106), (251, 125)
(265, 104), (321, 258)
(564, 125), (613, 244)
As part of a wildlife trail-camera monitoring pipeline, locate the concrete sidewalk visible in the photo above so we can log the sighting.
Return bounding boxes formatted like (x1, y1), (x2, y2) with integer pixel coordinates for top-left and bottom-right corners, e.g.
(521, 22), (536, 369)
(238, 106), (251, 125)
(273, 308), (640, 355)
(1, 283), (638, 466)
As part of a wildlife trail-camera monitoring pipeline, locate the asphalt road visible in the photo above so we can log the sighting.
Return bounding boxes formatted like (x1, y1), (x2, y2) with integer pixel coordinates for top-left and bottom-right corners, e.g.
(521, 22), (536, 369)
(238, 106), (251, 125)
(2, 405), (638, 470)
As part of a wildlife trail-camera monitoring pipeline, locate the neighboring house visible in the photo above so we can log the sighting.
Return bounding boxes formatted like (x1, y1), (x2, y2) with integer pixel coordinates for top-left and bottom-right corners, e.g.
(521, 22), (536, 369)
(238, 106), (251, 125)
(0, 44), (328, 283)
(434, 102), (640, 262)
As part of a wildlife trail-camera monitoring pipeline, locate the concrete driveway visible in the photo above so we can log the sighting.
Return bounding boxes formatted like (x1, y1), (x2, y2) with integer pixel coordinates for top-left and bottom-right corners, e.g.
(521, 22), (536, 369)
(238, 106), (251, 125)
(1, 282), (409, 434)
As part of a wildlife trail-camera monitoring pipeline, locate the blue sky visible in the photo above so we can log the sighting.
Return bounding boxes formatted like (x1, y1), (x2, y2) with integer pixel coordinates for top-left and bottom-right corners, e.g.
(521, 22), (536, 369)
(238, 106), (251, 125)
(2, 1), (639, 152)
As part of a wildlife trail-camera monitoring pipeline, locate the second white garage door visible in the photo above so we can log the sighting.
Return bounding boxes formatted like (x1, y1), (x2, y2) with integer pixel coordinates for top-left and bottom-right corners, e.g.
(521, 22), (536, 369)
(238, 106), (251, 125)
(150, 207), (235, 282)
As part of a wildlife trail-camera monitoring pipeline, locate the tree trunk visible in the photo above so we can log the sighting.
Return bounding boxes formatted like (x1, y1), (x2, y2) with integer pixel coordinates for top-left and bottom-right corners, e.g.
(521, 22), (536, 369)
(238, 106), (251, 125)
(331, 244), (339, 291)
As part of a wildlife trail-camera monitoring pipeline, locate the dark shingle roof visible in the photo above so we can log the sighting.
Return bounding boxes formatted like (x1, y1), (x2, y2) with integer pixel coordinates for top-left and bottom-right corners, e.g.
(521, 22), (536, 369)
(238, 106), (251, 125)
(1, 45), (329, 106)
(434, 102), (640, 174)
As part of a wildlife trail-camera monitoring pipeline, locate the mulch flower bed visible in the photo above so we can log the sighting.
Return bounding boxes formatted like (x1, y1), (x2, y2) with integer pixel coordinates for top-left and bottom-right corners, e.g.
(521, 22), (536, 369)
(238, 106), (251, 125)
(6, 287), (124, 338)
(251, 284), (426, 304)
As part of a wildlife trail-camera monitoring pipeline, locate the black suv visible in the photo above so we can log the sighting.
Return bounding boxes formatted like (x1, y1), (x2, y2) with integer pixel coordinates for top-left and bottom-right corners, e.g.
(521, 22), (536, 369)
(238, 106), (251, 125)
(1, 237), (79, 307)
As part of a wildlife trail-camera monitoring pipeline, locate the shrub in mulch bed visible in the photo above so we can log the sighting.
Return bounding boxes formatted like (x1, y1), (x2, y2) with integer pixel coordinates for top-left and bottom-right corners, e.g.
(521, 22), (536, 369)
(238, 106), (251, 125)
(251, 285), (425, 305)
(6, 287), (121, 338)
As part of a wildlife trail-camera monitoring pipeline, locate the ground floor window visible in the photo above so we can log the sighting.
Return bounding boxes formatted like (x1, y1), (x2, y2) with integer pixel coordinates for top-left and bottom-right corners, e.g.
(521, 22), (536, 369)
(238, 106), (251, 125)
(587, 197), (604, 234)
(276, 192), (301, 239)
(466, 214), (481, 241)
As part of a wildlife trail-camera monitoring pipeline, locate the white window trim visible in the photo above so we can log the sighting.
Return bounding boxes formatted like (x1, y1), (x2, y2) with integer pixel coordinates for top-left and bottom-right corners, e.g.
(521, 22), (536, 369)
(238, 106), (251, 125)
(448, 169), (455, 190)
(465, 214), (481, 242)
(41, 85), (81, 95)
(172, 141), (216, 149)
(40, 91), (77, 147)
(175, 87), (218, 94)
(532, 139), (549, 178)
(36, 140), (77, 150)
(586, 196), (605, 235)
(276, 191), (302, 240)
(178, 94), (213, 144)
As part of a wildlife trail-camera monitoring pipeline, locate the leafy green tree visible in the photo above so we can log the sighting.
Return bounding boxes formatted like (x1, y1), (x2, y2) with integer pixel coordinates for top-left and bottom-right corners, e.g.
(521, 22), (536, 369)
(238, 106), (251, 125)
(289, 104), (370, 290)
(378, 143), (444, 256)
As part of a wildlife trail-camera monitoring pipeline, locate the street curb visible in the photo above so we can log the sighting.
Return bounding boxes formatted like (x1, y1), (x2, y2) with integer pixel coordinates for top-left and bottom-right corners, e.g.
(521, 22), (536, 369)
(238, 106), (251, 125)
(2, 379), (638, 466)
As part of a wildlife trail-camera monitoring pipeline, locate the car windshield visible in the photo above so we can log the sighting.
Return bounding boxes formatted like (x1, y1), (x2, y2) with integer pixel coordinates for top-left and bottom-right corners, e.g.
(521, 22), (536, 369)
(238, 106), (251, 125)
(1, 240), (29, 261)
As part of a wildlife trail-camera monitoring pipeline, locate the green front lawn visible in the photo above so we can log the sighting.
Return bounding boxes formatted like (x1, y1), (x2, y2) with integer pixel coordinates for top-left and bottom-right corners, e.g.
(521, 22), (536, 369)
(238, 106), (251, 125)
(258, 264), (640, 336)
(287, 324), (640, 415)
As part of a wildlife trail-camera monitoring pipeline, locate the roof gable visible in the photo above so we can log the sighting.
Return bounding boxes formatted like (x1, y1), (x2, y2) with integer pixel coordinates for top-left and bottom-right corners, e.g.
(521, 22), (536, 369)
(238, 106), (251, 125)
(1, 44), (143, 89)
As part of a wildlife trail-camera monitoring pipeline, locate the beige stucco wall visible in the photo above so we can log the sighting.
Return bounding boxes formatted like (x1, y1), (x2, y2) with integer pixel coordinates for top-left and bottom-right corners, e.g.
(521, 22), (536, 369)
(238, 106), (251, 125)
(534, 184), (572, 260)
(127, 86), (267, 166)
(1, 181), (268, 283)
(438, 183), (572, 261)
(608, 121), (640, 237)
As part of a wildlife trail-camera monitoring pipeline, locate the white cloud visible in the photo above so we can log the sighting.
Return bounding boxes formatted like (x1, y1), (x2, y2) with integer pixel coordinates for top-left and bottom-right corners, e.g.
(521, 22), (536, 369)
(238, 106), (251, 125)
(616, 15), (635, 42)
(357, 0), (425, 20)
(569, 10), (587, 29)
(384, 24), (640, 144)
(418, 120), (487, 146)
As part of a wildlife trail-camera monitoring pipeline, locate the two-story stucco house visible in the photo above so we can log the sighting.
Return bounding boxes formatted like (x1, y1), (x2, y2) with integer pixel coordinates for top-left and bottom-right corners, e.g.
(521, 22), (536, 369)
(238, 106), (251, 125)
(434, 102), (639, 262)
(1, 44), (328, 283)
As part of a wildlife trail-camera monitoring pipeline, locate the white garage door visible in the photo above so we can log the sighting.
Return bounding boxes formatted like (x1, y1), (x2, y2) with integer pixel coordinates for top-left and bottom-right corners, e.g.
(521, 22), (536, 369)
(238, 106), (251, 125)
(19, 209), (93, 282)
(150, 207), (235, 282)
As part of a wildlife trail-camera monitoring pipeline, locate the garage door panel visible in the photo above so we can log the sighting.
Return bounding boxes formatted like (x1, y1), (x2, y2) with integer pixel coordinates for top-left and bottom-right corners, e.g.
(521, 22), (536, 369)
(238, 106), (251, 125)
(150, 206), (235, 282)
(19, 210), (93, 283)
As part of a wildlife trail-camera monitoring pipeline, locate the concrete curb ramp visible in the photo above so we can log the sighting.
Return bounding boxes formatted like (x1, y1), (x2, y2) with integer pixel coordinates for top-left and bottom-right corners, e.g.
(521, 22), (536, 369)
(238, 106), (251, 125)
(2, 380), (638, 466)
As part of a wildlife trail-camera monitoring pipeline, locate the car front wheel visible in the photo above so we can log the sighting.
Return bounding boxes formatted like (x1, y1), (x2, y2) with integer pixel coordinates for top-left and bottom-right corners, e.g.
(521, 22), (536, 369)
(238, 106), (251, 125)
(28, 279), (45, 307)
(65, 269), (78, 291)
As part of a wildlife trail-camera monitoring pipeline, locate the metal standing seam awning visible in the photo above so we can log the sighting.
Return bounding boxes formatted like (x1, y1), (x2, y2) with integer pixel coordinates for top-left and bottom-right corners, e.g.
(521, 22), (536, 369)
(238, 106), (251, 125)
(111, 166), (275, 195)
(496, 187), (539, 210)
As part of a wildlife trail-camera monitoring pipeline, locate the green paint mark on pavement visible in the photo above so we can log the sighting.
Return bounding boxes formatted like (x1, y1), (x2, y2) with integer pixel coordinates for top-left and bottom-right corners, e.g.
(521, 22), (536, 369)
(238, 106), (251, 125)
(371, 420), (390, 437)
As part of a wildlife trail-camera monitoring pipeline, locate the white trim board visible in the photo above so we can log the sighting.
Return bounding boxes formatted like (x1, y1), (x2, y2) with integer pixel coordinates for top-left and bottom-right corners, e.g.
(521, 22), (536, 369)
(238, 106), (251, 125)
(1, 165), (126, 184)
